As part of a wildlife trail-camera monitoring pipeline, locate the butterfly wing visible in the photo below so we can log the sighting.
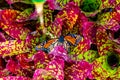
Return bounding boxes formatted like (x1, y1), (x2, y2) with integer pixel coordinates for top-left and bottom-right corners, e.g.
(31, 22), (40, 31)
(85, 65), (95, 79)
(44, 39), (56, 48)
(64, 35), (76, 45)
(64, 34), (83, 45)
(63, 34), (83, 52)
(35, 39), (57, 53)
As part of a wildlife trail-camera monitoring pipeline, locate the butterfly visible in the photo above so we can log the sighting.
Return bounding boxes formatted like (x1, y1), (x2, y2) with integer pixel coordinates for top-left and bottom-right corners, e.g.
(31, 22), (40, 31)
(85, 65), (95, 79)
(35, 34), (82, 53)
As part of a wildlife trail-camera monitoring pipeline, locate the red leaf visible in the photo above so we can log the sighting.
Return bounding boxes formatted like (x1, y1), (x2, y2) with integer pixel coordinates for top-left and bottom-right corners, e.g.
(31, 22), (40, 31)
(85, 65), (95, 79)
(6, 59), (20, 73)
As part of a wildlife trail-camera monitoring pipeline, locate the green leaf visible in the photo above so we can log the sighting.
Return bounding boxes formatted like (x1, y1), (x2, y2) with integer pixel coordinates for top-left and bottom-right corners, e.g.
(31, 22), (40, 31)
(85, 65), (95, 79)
(16, 8), (33, 22)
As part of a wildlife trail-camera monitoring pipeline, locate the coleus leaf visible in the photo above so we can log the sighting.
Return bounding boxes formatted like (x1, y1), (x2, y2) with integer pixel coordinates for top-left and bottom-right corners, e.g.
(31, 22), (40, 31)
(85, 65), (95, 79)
(0, 40), (30, 57)
(25, 32), (41, 47)
(16, 53), (31, 69)
(0, 32), (6, 42)
(0, 9), (20, 24)
(16, 8), (34, 22)
(81, 21), (94, 39)
(32, 50), (49, 69)
(45, 57), (64, 80)
(79, 50), (99, 63)
(112, 11), (120, 22)
(65, 60), (93, 80)
(0, 9), (31, 40)
(110, 63), (120, 79)
(55, 2), (80, 31)
(92, 56), (117, 79)
(19, 68), (34, 78)
(49, 45), (69, 61)
(47, 0), (59, 10)
(49, 18), (63, 38)
(6, 59), (20, 73)
(107, 28), (120, 45)
(0, 57), (6, 70)
(70, 38), (91, 58)
(0, 76), (31, 80)
(11, 2), (35, 12)
(29, 10), (38, 20)
(33, 69), (55, 80)
(6, 0), (33, 5)
(23, 19), (38, 31)
(0, 69), (10, 77)
(108, 0), (117, 6)
(97, 11), (120, 32)
(96, 27), (115, 56)
(33, 57), (64, 80)
(114, 48), (120, 54)
(0, 0), (9, 9)
(0, 28), (15, 40)
(1, 22), (30, 40)
(43, 2), (53, 29)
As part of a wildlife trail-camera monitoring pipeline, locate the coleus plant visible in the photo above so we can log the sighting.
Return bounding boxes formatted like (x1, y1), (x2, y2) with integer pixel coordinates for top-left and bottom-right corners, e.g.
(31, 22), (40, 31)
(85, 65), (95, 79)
(0, 0), (119, 80)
